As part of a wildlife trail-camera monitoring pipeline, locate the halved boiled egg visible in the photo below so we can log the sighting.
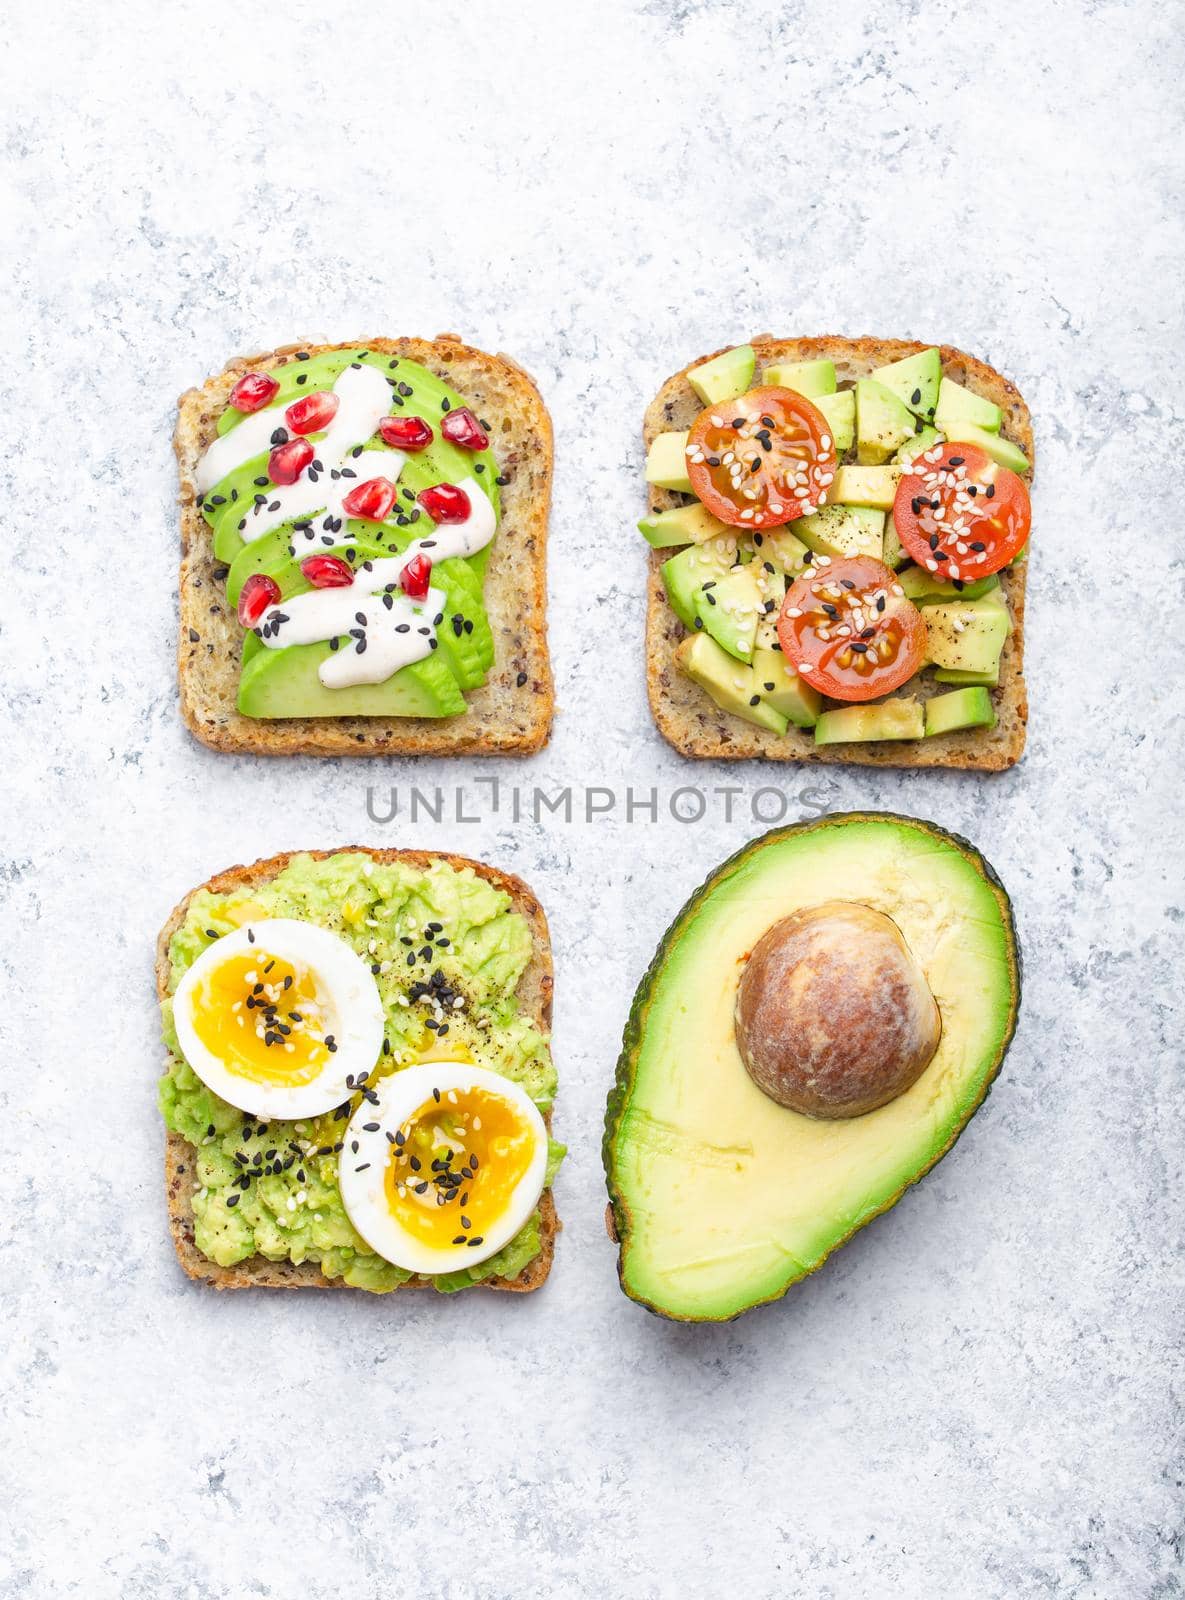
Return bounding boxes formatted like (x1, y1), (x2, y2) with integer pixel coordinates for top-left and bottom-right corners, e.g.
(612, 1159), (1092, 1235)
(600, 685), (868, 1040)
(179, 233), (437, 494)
(339, 1063), (548, 1274)
(173, 919), (385, 1120)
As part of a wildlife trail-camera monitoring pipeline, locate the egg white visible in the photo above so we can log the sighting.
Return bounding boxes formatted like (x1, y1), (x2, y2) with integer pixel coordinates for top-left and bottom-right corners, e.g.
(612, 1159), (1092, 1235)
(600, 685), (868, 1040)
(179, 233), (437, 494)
(173, 919), (385, 1120)
(339, 1062), (548, 1275)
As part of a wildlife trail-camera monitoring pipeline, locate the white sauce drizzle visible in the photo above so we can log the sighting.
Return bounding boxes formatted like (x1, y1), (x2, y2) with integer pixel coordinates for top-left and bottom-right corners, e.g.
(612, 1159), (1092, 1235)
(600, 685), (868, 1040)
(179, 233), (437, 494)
(255, 477), (496, 689)
(195, 364), (406, 543)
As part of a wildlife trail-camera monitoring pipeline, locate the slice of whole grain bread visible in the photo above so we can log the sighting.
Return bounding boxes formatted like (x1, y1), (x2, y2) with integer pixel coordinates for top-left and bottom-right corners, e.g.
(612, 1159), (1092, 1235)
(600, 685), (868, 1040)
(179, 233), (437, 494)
(645, 336), (1032, 771)
(175, 336), (553, 756)
(159, 847), (558, 1295)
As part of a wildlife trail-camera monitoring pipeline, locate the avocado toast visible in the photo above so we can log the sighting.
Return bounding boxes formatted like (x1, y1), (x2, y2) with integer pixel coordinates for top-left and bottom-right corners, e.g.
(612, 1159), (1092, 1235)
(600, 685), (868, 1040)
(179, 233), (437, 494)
(158, 848), (562, 1295)
(175, 336), (553, 755)
(643, 337), (1031, 770)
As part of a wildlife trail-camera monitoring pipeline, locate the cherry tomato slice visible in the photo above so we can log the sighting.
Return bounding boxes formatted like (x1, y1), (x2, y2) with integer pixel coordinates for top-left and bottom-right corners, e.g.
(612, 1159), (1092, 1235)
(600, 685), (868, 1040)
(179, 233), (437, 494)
(776, 556), (925, 704)
(893, 441), (1030, 580)
(686, 386), (837, 530)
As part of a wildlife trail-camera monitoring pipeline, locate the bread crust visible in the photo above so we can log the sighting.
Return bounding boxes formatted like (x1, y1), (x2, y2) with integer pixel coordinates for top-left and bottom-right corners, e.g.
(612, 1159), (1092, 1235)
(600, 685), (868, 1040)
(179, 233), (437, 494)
(644, 336), (1031, 770)
(175, 336), (554, 756)
(159, 847), (559, 1295)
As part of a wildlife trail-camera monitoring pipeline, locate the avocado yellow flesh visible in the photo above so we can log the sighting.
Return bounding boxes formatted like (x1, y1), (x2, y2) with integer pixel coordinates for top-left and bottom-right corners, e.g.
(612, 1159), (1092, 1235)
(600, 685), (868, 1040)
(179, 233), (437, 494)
(604, 813), (1019, 1322)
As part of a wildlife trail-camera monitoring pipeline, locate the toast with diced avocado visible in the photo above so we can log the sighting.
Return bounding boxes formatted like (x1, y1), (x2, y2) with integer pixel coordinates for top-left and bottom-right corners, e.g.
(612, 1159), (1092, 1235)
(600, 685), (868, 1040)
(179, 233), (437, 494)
(158, 847), (560, 1295)
(175, 337), (553, 756)
(644, 336), (1031, 771)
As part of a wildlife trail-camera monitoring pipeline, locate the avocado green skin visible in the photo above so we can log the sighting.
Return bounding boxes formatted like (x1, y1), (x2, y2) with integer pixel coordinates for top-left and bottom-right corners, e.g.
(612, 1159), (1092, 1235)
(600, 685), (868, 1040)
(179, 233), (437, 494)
(602, 810), (1021, 1323)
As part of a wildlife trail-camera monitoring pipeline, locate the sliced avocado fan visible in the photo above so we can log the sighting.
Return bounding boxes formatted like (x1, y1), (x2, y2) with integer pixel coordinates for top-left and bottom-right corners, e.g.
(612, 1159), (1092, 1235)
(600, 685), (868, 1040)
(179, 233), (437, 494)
(199, 348), (502, 720)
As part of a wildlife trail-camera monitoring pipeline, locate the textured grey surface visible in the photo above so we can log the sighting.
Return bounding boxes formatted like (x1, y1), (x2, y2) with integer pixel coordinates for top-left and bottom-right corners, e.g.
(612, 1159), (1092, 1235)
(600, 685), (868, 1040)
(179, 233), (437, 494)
(1, 1), (1182, 1596)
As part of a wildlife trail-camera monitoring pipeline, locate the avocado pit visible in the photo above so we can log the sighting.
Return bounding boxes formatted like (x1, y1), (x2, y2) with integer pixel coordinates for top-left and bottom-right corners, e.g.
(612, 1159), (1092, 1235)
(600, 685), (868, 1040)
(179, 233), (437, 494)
(734, 901), (940, 1119)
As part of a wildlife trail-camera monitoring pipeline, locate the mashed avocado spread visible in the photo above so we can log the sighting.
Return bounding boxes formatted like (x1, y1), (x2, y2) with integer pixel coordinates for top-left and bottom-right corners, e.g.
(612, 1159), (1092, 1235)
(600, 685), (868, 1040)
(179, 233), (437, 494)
(159, 852), (563, 1292)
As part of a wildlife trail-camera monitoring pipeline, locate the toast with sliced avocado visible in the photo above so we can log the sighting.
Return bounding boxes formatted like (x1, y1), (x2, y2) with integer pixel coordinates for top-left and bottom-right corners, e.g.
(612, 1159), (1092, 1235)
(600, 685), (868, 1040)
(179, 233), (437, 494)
(175, 337), (553, 756)
(158, 847), (561, 1295)
(642, 337), (1031, 771)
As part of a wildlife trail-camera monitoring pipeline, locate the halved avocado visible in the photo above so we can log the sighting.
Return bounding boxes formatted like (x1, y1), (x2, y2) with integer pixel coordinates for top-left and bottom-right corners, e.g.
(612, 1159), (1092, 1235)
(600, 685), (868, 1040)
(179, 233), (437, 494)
(603, 813), (1020, 1322)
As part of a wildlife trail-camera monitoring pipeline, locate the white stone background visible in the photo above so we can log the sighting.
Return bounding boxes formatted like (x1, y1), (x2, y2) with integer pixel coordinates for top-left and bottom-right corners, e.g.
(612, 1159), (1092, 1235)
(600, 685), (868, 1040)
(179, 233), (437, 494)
(1, 1), (1181, 1596)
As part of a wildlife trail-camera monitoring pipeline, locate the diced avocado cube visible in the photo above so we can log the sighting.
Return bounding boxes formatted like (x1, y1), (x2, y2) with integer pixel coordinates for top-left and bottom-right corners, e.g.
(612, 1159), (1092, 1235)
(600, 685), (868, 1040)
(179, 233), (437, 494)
(945, 424), (1030, 476)
(751, 645), (821, 728)
(696, 563), (767, 662)
(814, 698), (925, 745)
(855, 378), (918, 465)
(934, 663), (1001, 688)
(813, 389), (855, 455)
(924, 595), (1010, 674)
(893, 425), (945, 467)
(761, 359), (836, 397)
(924, 686), (996, 736)
(639, 503), (732, 548)
(871, 348), (942, 420)
(675, 633), (789, 735)
(933, 377), (1003, 435)
(899, 567), (1001, 605)
(646, 431), (693, 492)
(753, 526), (809, 578)
(882, 520), (908, 571)
(796, 505), (884, 562)
(688, 345), (756, 407)
(829, 464), (902, 510)
(660, 539), (737, 628)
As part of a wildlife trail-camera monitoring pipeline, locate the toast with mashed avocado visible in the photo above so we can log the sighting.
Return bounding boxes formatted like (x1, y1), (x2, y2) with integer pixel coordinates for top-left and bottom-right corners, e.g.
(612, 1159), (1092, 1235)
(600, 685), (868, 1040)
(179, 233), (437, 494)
(643, 336), (1031, 770)
(175, 336), (553, 756)
(158, 847), (562, 1295)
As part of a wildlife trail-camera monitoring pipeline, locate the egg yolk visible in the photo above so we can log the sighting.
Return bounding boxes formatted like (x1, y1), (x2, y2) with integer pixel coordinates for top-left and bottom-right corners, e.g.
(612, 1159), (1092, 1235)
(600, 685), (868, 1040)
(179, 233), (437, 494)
(383, 1087), (537, 1251)
(189, 951), (335, 1087)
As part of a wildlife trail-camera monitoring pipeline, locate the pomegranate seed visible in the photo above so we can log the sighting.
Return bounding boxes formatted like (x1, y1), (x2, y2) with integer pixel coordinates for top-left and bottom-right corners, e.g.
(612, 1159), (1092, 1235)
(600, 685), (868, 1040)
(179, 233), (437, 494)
(237, 573), (281, 628)
(440, 407), (488, 450)
(341, 476), (397, 522)
(379, 415), (434, 451)
(300, 554), (354, 589)
(417, 482), (471, 524)
(228, 372), (279, 413)
(400, 553), (433, 601)
(285, 391), (339, 436)
(268, 439), (315, 485)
